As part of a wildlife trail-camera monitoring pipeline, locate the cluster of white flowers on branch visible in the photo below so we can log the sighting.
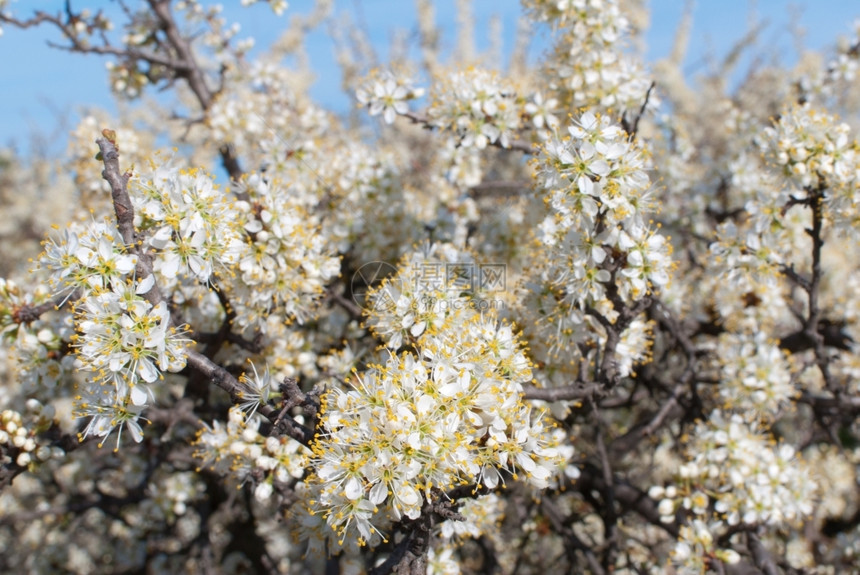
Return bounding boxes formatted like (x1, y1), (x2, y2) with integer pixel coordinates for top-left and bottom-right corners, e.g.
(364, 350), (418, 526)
(306, 316), (565, 548)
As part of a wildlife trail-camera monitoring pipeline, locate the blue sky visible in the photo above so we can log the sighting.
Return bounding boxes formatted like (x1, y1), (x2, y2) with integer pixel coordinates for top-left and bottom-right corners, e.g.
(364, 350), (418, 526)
(0, 1), (857, 157)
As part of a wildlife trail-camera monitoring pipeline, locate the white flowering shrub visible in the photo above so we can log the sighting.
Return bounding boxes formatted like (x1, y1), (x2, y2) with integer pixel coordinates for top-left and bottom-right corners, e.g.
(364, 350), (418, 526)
(1, 1), (860, 573)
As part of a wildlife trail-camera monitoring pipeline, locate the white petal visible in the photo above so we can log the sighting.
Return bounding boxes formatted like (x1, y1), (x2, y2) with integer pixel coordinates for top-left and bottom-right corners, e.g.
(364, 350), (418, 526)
(150, 226), (173, 249)
(136, 274), (155, 294)
(138, 358), (159, 383)
(398, 483), (420, 507)
(369, 481), (388, 505)
(383, 106), (396, 124)
(344, 476), (363, 500)
(126, 419), (144, 443)
(130, 385), (148, 406)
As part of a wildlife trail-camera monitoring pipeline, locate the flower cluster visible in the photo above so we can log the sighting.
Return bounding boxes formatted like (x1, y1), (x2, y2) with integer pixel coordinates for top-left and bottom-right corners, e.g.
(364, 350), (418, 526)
(813, 19), (860, 98)
(68, 116), (151, 203)
(36, 214), (193, 447)
(105, 60), (149, 99)
(762, 104), (857, 190)
(425, 493), (506, 574)
(653, 411), (816, 528)
(207, 59), (320, 158)
(711, 331), (796, 421)
(194, 406), (309, 501)
(73, 288), (188, 398)
(306, 310), (565, 548)
(207, 54), (426, 268)
(131, 161), (245, 285)
(535, 112), (652, 230)
(761, 104), (860, 234)
(710, 221), (784, 282)
(147, 470), (206, 520)
(35, 160), (250, 448)
(649, 412), (817, 571)
(521, 111), (670, 383)
(40, 219), (138, 296)
(526, 0), (655, 112)
(1, 402), (63, 468)
(437, 491), (504, 543)
(426, 546), (460, 575)
(523, 0), (628, 39)
(428, 68), (521, 149)
(0, 278), (46, 340)
(524, 92), (560, 132)
(668, 519), (740, 574)
(0, 278), (77, 411)
(356, 68), (425, 125)
(364, 243), (484, 349)
(706, 220), (788, 332)
(225, 174), (341, 328)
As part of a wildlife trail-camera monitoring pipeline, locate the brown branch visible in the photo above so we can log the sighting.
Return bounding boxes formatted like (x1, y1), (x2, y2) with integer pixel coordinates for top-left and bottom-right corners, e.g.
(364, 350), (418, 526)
(185, 350), (314, 446)
(608, 383), (685, 458)
(522, 383), (603, 402)
(585, 293), (653, 388)
(369, 485), (492, 575)
(780, 185), (839, 400)
(12, 292), (76, 324)
(97, 134), (135, 246)
(640, 383), (684, 437)
(47, 38), (189, 70)
(200, 284), (238, 358)
(0, 10), (187, 70)
(525, 294), (657, 407)
(0, 481), (147, 526)
(779, 263), (811, 292)
(747, 531), (780, 575)
(0, 425), (82, 492)
(194, 329), (263, 354)
(805, 186), (836, 389)
(327, 286), (364, 321)
(96, 135), (169, 308)
(540, 497), (606, 575)
(622, 81), (656, 140)
(780, 318), (854, 353)
(590, 398), (618, 570)
(798, 391), (860, 414)
(272, 377), (321, 440)
(368, 496), (462, 575)
(652, 299), (697, 359)
(143, 0), (244, 181)
(573, 463), (680, 538)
